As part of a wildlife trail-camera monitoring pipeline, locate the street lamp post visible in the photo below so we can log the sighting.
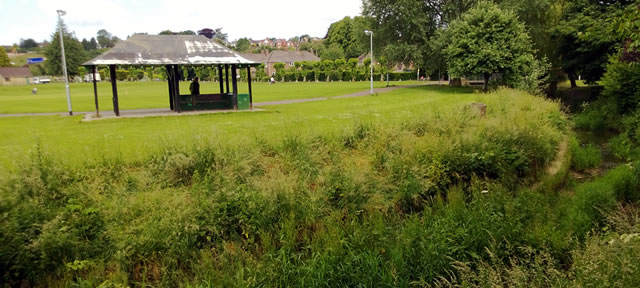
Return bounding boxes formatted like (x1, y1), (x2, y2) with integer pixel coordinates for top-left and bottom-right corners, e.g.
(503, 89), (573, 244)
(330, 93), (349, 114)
(364, 30), (373, 95)
(57, 9), (73, 116)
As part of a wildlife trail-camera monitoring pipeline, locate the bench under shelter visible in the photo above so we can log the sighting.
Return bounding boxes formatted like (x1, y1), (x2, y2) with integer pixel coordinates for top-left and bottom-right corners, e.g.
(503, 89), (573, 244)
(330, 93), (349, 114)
(83, 35), (258, 116)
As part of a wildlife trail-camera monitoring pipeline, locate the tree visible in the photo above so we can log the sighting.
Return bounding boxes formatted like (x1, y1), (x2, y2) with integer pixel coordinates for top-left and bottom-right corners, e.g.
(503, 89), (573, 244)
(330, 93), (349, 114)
(445, 1), (537, 92)
(19, 38), (38, 50)
(273, 62), (285, 82)
(312, 61), (322, 82)
(0, 47), (11, 67)
(82, 38), (90, 50)
(551, 0), (627, 87)
(44, 24), (87, 77)
(348, 58), (359, 81)
(89, 37), (98, 50)
(97, 29), (116, 48)
(322, 60), (335, 81)
(334, 59), (347, 81)
(321, 44), (345, 60)
(159, 30), (175, 35)
(325, 16), (369, 59)
(235, 38), (251, 52)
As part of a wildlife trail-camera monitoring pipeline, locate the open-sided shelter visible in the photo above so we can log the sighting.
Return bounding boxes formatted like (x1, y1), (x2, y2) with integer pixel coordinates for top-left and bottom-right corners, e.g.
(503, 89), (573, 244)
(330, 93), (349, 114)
(83, 35), (258, 116)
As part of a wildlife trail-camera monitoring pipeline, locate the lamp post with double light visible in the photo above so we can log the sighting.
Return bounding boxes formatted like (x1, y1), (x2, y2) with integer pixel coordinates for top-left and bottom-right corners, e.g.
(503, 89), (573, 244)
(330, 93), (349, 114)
(364, 30), (373, 95)
(57, 9), (73, 116)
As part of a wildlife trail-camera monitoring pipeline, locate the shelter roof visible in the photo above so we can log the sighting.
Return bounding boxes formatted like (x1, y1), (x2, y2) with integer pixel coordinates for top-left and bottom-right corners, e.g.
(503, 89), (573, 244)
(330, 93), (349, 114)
(0, 67), (33, 77)
(83, 35), (257, 66)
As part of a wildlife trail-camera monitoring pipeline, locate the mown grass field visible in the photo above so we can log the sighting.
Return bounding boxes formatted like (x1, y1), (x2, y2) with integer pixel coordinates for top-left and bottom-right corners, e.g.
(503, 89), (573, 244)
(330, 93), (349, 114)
(0, 80), (421, 114)
(0, 85), (470, 176)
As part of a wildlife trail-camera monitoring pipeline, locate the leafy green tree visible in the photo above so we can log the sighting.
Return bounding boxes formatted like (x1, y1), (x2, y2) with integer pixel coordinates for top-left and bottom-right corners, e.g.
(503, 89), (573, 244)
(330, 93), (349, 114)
(0, 47), (11, 67)
(552, 0), (627, 87)
(445, 1), (537, 92)
(293, 62), (303, 82)
(322, 60), (335, 81)
(235, 38), (251, 52)
(44, 24), (87, 76)
(97, 29), (118, 48)
(312, 61), (322, 82)
(348, 58), (359, 81)
(334, 59), (347, 81)
(273, 62), (285, 82)
(301, 61), (314, 82)
(19, 38), (38, 50)
(256, 63), (266, 81)
(325, 16), (369, 59)
(321, 44), (345, 60)
(89, 37), (98, 50)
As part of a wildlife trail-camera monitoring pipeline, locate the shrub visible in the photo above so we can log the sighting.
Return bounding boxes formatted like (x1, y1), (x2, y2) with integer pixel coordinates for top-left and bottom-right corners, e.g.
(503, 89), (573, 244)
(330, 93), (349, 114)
(601, 56), (640, 115)
(570, 138), (601, 171)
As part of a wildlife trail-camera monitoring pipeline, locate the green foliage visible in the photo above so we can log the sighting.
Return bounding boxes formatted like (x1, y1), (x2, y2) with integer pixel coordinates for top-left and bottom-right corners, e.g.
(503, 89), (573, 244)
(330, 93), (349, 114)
(601, 56), (640, 115)
(235, 38), (250, 52)
(0, 88), (577, 286)
(324, 16), (369, 59)
(320, 44), (345, 61)
(445, 1), (538, 92)
(44, 26), (87, 76)
(0, 46), (12, 67)
(570, 138), (602, 171)
(552, 0), (626, 85)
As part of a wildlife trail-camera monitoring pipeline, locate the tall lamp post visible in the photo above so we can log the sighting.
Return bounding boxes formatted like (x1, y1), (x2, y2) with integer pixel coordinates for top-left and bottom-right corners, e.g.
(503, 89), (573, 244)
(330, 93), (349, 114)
(57, 9), (73, 116)
(364, 30), (373, 95)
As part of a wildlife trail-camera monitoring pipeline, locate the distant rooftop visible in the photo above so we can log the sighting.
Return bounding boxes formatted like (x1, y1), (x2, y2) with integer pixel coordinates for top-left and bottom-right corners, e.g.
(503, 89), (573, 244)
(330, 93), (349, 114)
(0, 67), (32, 77)
(84, 35), (257, 66)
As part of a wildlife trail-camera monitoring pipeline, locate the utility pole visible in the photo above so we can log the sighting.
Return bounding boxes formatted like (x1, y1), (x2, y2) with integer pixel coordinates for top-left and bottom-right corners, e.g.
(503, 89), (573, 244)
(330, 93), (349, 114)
(364, 30), (374, 95)
(57, 9), (72, 116)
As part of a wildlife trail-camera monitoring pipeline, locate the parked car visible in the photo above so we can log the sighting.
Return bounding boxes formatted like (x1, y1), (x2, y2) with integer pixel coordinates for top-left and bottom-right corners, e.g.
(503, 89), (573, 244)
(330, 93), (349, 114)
(33, 77), (51, 84)
(84, 73), (101, 82)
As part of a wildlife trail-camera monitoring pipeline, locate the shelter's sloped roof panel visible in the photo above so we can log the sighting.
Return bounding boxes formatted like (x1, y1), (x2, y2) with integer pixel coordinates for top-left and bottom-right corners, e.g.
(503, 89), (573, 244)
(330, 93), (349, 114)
(84, 35), (257, 66)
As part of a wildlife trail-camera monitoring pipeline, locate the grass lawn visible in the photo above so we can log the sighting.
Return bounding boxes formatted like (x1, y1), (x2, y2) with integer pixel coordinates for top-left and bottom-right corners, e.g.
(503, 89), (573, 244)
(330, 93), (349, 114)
(0, 85), (472, 177)
(8, 52), (45, 66)
(0, 80), (422, 114)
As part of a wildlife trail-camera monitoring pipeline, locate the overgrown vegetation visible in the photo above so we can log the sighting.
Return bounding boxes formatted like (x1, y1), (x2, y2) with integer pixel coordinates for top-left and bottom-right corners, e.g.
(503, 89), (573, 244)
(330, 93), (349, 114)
(5, 88), (617, 286)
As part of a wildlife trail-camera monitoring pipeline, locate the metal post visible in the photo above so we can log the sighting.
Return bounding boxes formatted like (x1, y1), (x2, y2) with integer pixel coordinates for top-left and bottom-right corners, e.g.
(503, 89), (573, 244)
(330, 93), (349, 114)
(247, 66), (253, 110)
(225, 64), (230, 94)
(231, 64), (238, 110)
(167, 65), (174, 110)
(57, 10), (72, 115)
(91, 65), (99, 117)
(365, 30), (374, 95)
(218, 65), (224, 94)
(109, 65), (120, 116)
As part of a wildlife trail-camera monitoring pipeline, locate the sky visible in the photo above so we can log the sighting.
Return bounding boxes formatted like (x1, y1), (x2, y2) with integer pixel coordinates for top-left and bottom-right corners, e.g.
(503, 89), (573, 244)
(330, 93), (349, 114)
(0, 0), (363, 45)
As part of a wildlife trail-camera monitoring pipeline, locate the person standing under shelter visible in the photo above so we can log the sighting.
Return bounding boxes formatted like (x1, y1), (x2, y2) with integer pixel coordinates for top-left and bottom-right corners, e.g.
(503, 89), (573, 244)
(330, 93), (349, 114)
(189, 77), (200, 108)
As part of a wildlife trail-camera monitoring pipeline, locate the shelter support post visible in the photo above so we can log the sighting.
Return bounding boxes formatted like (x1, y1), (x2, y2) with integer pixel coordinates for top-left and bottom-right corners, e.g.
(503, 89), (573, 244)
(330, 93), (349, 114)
(225, 64), (230, 94)
(91, 66), (99, 117)
(166, 65), (174, 110)
(218, 65), (224, 94)
(231, 64), (238, 110)
(247, 66), (253, 109)
(109, 65), (120, 117)
(173, 65), (182, 113)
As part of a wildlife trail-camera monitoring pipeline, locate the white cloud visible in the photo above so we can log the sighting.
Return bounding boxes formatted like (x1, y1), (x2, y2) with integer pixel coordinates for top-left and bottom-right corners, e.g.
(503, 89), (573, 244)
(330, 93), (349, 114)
(1, 0), (362, 44)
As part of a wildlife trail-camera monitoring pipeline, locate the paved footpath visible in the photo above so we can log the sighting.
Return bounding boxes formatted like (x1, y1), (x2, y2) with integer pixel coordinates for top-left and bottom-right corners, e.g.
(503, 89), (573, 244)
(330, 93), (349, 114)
(0, 84), (429, 118)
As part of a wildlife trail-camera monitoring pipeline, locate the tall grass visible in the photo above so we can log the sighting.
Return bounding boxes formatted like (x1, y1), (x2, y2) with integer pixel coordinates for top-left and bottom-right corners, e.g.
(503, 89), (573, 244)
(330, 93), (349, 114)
(5, 89), (638, 286)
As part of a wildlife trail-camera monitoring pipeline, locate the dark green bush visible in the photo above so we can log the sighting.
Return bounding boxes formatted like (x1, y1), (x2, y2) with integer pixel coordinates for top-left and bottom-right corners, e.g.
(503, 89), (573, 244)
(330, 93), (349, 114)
(601, 57), (640, 115)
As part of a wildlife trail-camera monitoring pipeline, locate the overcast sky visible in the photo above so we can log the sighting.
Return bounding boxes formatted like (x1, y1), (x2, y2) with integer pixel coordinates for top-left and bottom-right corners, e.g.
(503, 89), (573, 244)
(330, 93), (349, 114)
(0, 0), (363, 45)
